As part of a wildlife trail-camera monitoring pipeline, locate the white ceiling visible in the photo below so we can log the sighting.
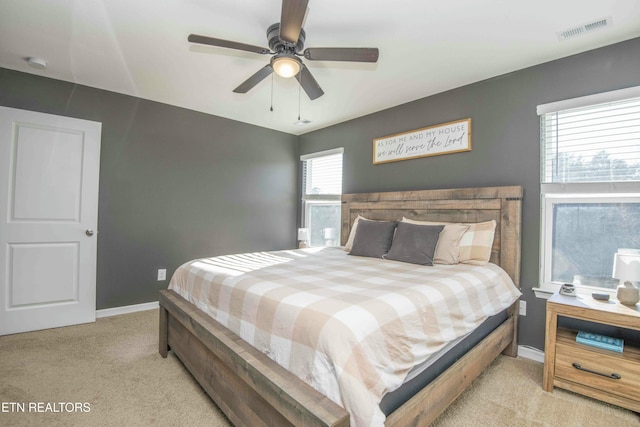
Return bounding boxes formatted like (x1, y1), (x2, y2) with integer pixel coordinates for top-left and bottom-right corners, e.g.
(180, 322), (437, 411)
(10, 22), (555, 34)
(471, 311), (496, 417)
(1, 1), (640, 136)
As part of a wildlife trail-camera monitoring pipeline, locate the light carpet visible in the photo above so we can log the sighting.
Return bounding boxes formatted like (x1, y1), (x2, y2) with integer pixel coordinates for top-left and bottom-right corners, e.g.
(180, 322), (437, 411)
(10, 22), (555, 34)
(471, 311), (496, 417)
(0, 309), (638, 426)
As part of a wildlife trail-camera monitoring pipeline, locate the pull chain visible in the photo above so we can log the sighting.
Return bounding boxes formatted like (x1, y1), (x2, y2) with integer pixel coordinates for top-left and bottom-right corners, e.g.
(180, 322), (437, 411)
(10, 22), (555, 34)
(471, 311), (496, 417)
(270, 73), (274, 112)
(298, 80), (301, 121)
(297, 68), (302, 120)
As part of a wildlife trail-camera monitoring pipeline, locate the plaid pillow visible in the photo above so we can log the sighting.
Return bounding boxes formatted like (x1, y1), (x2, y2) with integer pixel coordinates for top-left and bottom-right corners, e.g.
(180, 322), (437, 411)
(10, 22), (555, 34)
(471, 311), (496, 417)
(458, 220), (496, 265)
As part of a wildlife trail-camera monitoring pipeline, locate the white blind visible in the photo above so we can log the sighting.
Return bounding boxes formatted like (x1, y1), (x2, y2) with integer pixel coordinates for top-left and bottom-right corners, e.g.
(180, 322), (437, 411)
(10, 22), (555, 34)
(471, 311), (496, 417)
(302, 151), (343, 197)
(540, 96), (640, 183)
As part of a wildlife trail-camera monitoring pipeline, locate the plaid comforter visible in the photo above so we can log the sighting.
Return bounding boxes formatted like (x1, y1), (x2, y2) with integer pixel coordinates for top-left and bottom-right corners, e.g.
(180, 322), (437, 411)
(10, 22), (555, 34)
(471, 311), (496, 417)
(168, 247), (521, 427)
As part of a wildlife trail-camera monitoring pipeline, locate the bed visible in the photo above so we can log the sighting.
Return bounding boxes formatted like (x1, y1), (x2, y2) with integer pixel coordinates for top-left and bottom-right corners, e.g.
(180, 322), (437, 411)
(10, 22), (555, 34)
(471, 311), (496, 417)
(159, 185), (523, 427)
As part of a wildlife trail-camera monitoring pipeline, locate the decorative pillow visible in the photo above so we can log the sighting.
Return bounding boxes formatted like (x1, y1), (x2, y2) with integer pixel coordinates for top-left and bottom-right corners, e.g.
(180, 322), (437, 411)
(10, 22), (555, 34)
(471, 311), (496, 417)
(384, 222), (444, 265)
(457, 220), (497, 265)
(348, 220), (397, 258)
(344, 215), (366, 251)
(401, 218), (469, 264)
(344, 215), (388, 251)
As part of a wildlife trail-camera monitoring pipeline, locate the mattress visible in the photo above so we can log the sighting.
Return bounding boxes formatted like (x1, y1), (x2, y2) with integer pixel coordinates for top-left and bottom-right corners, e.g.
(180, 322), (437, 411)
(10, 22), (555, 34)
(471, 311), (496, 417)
(168, 247), (521, 427)
(380, 309), (508, 415)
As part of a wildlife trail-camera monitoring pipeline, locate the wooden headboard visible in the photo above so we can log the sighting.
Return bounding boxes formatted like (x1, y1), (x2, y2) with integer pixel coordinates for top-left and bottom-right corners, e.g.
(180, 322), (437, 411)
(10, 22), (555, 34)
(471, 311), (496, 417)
(341, 186), (523, 286)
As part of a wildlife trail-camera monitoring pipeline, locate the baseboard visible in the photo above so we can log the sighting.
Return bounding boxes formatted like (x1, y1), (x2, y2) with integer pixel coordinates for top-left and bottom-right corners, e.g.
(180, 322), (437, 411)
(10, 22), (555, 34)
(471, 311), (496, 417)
(518, 345), (545, 363)
(96, 301), (159, 318)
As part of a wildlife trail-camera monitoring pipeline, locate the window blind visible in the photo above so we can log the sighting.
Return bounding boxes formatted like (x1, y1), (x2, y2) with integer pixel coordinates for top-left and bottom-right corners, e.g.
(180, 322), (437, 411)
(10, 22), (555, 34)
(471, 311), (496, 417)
(302, 151), (343, 197)
(540, 96), (640, 183)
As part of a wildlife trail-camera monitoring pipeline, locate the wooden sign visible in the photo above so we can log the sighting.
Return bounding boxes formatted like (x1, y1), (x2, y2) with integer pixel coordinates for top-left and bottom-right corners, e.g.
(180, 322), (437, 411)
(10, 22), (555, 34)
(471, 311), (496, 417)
(373, 118), (471, 164)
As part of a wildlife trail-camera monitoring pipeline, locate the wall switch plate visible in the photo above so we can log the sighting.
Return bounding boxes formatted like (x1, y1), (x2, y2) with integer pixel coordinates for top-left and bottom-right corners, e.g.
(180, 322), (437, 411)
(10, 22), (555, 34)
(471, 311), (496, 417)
(157, 269), (166, 281)
(519, 300), (527, 316)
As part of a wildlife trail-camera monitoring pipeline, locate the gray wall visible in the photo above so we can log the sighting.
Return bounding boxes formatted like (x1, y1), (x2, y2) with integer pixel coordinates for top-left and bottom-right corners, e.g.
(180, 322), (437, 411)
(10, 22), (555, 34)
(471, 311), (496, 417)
(0, 68), (299, 309)
(3, 37), (639, 348)
(298, 37), (640, 350)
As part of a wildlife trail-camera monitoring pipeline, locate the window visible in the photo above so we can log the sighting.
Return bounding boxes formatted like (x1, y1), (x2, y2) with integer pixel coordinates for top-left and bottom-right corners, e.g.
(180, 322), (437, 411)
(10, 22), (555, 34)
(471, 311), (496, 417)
(301, 148), (343, 247)
(538, 86), (640, 294)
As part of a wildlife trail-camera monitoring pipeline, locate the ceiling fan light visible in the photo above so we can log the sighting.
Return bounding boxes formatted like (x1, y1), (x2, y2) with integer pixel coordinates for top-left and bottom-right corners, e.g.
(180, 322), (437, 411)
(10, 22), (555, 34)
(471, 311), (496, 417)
(272, 55), (301, 78)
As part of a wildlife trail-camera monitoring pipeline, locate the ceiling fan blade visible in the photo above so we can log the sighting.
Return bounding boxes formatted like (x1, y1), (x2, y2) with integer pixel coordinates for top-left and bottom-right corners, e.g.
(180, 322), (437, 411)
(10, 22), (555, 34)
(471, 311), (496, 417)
(280, 0), (309, 45)
(233, 64), (274, 93)
(188, 34), (271, 55)
(304, 47), (379, 62)
(296, 65), (324, 100)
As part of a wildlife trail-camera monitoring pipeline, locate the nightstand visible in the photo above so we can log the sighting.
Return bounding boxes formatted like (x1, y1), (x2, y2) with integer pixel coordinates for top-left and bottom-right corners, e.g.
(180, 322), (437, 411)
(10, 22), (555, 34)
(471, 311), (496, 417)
(543, 292), (640, 412)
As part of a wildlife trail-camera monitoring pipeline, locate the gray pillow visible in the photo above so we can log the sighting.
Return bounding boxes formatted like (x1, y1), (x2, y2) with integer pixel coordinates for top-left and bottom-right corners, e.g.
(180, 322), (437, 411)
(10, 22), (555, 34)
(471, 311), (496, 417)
(348, 220), (397, 258)
(384, 222), (444, 265)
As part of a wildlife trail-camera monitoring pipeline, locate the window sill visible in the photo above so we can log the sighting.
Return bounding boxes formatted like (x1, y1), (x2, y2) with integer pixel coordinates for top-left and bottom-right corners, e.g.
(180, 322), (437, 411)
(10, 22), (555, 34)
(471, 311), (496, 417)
(532, 287), (554, 300)
(533, 286), (617, 300)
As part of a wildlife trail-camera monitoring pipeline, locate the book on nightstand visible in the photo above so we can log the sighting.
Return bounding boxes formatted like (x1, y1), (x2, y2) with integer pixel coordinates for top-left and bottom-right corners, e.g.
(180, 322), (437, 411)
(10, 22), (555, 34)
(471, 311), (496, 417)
(576, 331), (624, 353)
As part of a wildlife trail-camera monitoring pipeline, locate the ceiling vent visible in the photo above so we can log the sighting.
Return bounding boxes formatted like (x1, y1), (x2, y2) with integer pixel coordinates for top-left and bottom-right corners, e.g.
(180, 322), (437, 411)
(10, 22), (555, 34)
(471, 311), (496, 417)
(557, 17), (612, 41)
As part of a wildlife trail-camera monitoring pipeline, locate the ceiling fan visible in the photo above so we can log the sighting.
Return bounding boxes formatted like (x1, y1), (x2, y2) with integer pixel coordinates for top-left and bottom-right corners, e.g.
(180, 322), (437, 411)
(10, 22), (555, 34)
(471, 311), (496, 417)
(188, 0), (379, 100)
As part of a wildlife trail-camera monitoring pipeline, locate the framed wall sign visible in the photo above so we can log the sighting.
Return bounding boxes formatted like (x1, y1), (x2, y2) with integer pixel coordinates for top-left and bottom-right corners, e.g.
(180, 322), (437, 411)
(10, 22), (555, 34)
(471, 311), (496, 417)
(373, 118), (471, 164)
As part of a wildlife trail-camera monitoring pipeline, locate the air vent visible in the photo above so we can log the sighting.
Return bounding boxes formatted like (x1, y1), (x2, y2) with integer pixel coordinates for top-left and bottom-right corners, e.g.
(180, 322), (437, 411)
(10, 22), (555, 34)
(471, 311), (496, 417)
(557, 17), (612, 41)
(584, 19), (609, 32)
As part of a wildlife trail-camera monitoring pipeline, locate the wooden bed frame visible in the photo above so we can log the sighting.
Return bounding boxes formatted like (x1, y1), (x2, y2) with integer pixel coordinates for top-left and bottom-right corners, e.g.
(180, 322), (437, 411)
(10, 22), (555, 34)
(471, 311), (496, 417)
(159, 185), (522, 427)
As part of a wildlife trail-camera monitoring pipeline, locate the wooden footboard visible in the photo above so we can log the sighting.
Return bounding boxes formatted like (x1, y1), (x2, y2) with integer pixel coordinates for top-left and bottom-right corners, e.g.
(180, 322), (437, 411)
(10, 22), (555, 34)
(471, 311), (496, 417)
(159, 289), (349, 427)
(160, 289), (517, 427)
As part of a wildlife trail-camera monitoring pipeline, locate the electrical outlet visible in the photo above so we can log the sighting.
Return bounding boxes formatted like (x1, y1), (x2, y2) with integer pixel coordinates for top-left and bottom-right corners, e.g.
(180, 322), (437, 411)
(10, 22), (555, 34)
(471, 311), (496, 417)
(519, 300), (527, 316)
(157, 269), (166, 281)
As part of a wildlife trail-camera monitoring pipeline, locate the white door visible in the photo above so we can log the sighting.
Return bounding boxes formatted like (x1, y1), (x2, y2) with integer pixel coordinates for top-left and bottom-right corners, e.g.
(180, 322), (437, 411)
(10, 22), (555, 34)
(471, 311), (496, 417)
(0, 106), (101, 335)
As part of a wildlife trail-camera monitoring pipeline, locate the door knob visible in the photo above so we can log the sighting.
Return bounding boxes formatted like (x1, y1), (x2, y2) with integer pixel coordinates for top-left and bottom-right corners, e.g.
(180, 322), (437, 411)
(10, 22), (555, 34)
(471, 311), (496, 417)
(85, 229), (94, 236)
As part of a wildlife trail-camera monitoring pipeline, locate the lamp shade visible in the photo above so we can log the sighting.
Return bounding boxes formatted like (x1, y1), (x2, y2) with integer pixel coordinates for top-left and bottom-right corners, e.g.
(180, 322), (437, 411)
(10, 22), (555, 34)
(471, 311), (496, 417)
(271, 55), (301, 78)
(297, 228), (309, 241)
(612, 250), (640, 282)
(323, 228), (336, 239)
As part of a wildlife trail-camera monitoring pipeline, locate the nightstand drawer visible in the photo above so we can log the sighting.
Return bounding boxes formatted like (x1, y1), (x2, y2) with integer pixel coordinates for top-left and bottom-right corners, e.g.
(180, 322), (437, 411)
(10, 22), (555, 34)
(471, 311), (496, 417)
(555, 340), (640, 401)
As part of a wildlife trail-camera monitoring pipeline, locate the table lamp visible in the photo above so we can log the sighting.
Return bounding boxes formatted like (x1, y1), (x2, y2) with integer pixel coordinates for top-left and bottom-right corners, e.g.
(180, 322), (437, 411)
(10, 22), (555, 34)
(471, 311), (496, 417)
(298, 228), (309, 248)
(612, 249), (640, 306)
